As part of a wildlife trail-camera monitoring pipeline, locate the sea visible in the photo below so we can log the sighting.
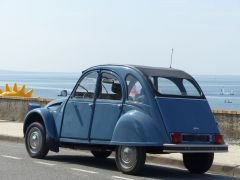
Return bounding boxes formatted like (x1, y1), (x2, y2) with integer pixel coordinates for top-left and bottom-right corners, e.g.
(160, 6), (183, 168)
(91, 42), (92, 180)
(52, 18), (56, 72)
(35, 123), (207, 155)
(0, 71), (240, 111)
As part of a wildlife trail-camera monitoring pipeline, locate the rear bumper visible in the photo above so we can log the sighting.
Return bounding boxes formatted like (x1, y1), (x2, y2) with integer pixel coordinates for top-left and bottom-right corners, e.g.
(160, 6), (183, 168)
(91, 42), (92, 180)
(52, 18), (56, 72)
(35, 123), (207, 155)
(163, 144), (228, 153)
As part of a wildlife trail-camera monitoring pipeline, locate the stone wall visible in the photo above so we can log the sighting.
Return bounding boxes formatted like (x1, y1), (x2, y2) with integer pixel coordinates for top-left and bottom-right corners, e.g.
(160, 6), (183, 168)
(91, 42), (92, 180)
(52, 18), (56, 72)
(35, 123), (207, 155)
(213, 110), (240, 143)
(0, 96), (51, 122)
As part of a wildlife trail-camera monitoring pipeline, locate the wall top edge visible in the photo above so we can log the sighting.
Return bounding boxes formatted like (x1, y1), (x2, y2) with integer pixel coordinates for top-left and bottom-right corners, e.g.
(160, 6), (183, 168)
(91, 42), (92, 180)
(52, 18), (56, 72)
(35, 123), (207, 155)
(212, 109), (240, 115)
(0, 96), (52, 103)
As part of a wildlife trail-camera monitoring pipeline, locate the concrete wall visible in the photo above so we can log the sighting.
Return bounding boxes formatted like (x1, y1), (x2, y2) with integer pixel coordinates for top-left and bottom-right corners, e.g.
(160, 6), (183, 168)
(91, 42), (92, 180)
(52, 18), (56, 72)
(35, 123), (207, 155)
(213, 110), (240, 144)
(0, 97), (240, 143)
(0, 96), (51, 122)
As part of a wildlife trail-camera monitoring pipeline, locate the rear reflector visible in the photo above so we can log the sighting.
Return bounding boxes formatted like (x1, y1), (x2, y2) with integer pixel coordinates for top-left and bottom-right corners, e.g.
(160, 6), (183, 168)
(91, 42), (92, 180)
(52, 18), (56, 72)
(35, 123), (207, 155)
(171, 133), (182, 144)
(214, 134), (223, 144)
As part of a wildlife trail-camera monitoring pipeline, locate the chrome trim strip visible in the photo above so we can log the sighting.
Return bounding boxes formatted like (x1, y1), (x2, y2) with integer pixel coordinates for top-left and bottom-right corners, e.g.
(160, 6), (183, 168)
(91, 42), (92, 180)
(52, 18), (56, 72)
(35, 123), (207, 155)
(163, 144), (228, 153)
(163, 144), (228, 148)
(163, 150), (228, 153)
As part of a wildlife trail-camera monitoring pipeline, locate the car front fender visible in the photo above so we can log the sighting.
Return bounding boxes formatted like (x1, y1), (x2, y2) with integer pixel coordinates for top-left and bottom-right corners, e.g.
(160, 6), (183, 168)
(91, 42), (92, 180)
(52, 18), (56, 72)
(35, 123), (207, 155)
(23, 108), (59, 152)
(111, 110), (164, 146)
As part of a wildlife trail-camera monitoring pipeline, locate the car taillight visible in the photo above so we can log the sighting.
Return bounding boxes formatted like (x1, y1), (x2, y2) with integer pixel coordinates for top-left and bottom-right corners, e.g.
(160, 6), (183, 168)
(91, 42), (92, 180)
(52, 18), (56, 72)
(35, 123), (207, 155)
(214, 134), (223, 144)
(171, 133), (182, 144)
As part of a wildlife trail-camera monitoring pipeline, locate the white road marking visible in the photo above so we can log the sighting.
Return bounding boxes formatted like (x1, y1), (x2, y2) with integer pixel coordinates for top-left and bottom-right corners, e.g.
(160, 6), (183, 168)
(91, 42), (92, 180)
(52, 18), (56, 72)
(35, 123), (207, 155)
(112, 176), (135, 180)
(147, 161), (187, 170)
(70, 168), (98, 174)
(34, 161), (56, 166)
(1, 155), (23, 160)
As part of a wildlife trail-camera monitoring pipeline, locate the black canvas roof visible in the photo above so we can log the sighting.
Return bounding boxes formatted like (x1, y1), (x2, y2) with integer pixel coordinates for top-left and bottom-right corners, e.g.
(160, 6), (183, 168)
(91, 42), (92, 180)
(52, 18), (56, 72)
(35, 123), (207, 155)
(84, 64), (194, 80)
(130, 65), (194, 80)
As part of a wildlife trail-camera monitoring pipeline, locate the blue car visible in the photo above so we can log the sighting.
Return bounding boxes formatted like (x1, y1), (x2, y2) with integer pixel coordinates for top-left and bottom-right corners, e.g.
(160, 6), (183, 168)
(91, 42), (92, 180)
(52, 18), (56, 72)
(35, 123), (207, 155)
(23, 65), (228, 175)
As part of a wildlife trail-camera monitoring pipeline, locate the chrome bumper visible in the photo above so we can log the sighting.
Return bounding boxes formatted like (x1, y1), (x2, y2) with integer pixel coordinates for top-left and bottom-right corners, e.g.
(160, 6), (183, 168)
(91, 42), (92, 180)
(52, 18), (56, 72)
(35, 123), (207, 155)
(163, 144), (228, 153)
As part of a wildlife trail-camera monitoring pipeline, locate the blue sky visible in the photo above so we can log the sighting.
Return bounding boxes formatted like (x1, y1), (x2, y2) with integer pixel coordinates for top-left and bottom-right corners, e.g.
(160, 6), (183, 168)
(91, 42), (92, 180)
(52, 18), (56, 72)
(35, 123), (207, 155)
(0, 0), (240, 75)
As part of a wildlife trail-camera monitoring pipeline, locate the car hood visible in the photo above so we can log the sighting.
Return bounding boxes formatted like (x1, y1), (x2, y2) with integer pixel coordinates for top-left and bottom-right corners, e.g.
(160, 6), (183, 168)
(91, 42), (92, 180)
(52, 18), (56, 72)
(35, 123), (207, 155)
(45, 98), (67, 108)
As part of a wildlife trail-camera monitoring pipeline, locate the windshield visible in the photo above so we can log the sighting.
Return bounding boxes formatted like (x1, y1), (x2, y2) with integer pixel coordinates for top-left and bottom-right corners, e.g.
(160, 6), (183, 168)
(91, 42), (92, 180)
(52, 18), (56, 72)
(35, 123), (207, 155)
(149, 76), (203, 97)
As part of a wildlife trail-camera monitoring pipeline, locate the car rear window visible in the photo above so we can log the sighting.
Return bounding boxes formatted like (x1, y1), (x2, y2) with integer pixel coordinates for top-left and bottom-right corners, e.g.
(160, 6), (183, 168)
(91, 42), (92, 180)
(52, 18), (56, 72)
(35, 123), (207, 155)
(149, 76), (202, 97)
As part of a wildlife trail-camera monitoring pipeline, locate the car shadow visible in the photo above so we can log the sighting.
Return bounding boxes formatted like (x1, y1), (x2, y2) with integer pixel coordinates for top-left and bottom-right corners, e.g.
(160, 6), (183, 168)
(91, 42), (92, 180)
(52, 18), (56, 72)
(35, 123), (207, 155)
(44, 154), (234, 179)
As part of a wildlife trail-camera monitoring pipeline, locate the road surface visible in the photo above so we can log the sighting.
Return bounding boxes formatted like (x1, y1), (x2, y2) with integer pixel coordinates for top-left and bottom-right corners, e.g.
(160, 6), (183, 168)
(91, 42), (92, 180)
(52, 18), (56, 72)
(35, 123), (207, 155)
(0, 140), (233, 180)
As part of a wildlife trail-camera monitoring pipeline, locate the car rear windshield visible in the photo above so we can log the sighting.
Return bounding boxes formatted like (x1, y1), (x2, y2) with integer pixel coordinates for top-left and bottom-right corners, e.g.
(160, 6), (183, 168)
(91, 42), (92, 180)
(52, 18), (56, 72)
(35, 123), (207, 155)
(149, 76), (203, 98)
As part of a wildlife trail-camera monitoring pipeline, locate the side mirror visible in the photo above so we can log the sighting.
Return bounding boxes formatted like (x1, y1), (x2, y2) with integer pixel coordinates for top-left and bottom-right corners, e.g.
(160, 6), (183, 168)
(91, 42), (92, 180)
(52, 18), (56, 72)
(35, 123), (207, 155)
(58, 90), (68, 97)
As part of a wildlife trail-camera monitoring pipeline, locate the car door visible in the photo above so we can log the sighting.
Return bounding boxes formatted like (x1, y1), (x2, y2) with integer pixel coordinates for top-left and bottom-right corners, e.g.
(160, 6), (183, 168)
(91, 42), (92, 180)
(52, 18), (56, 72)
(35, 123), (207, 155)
(90, 71), (124, 142)
(60, 71), (98, 141)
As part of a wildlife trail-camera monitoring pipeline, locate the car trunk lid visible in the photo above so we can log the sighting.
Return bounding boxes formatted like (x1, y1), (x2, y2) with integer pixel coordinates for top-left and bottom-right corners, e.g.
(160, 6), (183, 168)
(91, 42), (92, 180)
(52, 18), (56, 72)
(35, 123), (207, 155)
(156, 97), (219, 134)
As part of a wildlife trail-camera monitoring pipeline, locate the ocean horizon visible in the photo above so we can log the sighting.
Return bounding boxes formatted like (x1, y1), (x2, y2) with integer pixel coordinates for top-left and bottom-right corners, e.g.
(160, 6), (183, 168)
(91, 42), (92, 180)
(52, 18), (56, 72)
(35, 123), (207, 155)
(0, 71), (240, 111)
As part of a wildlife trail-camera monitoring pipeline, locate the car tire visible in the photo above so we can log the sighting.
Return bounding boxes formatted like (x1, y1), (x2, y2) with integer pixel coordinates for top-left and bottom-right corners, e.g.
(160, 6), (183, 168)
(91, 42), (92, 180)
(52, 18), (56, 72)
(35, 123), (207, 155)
(25, 122), (49, 159)
(91, 150), (112, 158)
(183, 153), (214, 174)
(115, 146), (146, 175)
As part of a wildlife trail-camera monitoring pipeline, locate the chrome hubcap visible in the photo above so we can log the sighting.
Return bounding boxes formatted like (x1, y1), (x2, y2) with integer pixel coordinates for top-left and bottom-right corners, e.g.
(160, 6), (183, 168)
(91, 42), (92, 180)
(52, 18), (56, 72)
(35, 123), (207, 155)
(28, 127), (42, 153)
(119, 146), (137, 169)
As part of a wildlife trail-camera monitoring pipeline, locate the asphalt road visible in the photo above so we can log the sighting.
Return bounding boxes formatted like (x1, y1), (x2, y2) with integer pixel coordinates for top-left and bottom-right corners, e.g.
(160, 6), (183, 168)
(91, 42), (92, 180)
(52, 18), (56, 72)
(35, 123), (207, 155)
(0, 140), (234, 180)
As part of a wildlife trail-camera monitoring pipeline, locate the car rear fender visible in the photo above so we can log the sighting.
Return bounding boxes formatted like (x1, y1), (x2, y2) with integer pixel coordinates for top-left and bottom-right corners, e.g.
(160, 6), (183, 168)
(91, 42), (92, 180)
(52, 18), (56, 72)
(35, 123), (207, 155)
(23, 108), (59, 152)
(111, 110), (165, 146)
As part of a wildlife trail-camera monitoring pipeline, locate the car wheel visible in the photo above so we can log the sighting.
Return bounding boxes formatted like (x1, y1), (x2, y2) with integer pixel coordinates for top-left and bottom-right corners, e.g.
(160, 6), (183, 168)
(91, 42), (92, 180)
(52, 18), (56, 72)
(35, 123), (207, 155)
(183, 153), (214, 174)
(115, 146), (146, 175)
(91, 150), (112, 158)
(25, 122), (49, 158)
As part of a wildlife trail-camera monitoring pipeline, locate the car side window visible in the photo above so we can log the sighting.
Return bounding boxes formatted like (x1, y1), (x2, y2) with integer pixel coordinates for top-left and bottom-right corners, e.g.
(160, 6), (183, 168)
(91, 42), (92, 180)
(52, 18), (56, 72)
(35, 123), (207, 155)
(182, 79), (201, 96)
(97, 73), (122, 101)
(74, 71), (98, 99)
(126, 75), (147, 104)
(157, 77), (182, 95)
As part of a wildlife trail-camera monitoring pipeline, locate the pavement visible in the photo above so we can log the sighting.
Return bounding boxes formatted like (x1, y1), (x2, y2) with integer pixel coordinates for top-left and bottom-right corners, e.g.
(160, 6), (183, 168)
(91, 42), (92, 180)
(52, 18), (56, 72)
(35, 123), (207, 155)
(0, 120), (240, 178)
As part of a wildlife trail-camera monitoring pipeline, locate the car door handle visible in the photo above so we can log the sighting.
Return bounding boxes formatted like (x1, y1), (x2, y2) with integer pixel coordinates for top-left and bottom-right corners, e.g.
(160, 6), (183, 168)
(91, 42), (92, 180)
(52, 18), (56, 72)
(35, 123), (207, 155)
(89, 103), (93, 108)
